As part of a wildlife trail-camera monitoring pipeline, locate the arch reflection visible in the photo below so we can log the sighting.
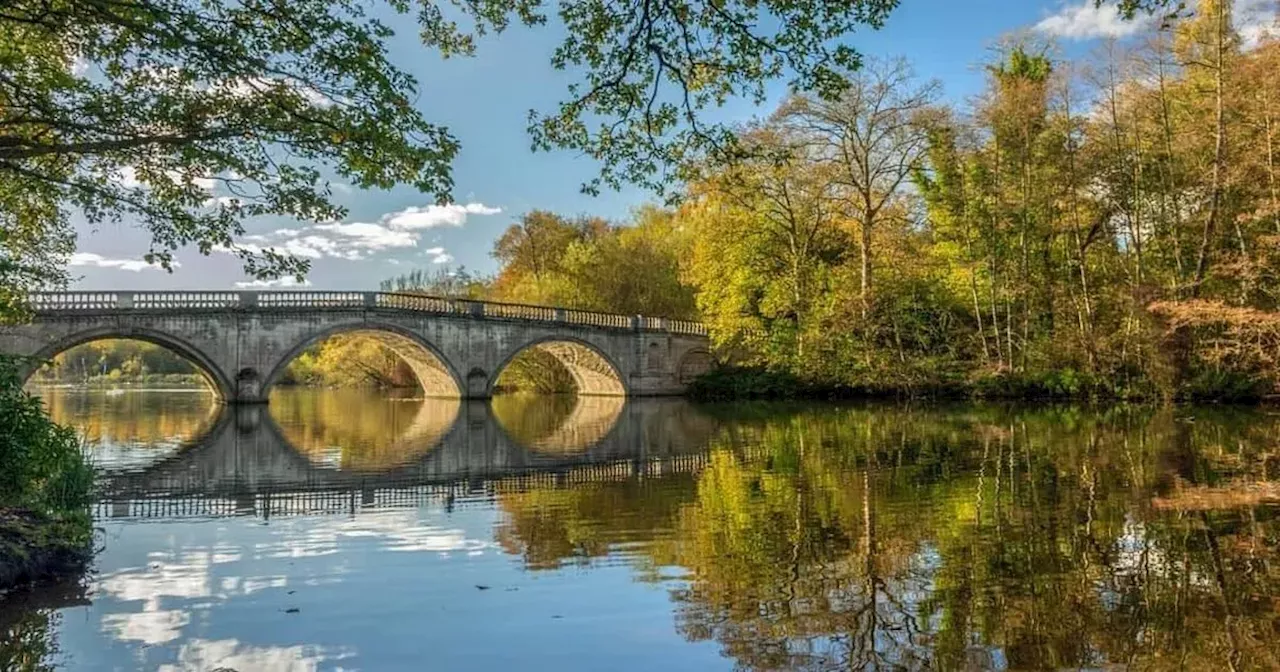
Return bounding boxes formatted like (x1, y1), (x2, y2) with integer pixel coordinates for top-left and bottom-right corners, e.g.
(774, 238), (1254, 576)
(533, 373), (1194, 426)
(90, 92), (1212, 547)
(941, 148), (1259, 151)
(268, 388), (460, 472)
(95, 392), (715, 505)
(489, 394), (625, 455)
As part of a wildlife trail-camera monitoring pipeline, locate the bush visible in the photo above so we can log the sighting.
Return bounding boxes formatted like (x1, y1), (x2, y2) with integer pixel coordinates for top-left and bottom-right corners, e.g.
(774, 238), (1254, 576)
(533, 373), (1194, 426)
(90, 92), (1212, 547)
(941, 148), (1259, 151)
(0, 357), (92, 531)
(686, 365), (852, 400)
(1181, 368), (1268, 403)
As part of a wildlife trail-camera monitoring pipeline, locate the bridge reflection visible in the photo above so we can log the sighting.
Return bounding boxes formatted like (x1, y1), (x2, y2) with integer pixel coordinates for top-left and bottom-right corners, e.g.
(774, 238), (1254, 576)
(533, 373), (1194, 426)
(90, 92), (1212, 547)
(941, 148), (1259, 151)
(94, 396), (718, 519)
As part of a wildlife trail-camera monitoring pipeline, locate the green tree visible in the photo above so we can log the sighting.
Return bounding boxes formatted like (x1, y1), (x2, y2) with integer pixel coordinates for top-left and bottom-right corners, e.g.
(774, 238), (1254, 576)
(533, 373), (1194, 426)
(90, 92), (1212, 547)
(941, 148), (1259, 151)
(2, 0), (904, 302)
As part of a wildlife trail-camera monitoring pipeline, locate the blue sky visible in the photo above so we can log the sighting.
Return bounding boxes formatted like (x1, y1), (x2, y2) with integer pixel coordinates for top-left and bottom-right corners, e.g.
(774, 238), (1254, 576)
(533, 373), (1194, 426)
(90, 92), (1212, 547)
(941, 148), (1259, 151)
(66, 0), (1278, 290)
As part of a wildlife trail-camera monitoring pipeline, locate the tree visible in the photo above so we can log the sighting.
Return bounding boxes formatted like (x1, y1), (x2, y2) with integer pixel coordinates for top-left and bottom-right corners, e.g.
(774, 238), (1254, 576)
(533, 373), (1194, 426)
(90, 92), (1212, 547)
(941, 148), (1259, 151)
(1, 0), (904, 303)
(492, 211), (606, 295)
(380, 266), (492, 299)
(687, 123), (848, 364)
(781, 58), (938, 318)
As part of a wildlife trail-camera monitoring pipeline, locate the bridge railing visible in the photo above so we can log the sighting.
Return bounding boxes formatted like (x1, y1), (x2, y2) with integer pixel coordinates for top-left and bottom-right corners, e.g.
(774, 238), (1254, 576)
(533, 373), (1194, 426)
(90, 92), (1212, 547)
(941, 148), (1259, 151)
(25, 290), (708, 335)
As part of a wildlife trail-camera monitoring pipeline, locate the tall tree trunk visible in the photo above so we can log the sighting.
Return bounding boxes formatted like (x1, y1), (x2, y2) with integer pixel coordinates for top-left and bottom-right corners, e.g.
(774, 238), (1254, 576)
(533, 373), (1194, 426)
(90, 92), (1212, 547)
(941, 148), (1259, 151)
(1265, 101), (1280, 235)
(1155, 32), (1188, 295)
(860, 217), (872, 321)
(961, 181), (991, 361)
(1193, 1), (1228, 299)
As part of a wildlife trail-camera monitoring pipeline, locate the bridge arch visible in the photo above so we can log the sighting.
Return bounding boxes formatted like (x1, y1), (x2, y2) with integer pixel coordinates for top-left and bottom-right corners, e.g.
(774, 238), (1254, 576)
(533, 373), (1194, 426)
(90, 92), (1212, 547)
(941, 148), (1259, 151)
(261, 322), (464, 399)
(21, 326), (234, 400)
(489, 335), (628, 397)
(676, 348), (715, 385)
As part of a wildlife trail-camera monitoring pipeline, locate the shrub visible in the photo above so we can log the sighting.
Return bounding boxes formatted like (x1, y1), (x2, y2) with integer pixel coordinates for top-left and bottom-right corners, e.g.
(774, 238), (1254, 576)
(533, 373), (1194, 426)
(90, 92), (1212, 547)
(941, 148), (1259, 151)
(0, 357), (93, 526)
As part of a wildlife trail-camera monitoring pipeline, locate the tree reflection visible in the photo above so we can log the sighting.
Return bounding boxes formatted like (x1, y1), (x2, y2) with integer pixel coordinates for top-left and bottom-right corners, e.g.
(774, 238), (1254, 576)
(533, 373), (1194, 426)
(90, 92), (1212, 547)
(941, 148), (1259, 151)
(0, 580), (88, 671)
(495, 404), (1280, 670)
(38, 386), (217, 448)
(495, 475), (696, 570)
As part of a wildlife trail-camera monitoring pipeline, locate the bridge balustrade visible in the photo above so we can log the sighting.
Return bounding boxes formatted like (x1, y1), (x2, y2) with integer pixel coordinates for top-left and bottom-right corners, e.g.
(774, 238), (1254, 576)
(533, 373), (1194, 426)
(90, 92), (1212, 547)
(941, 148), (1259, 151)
(134, 292), (239, 309)
(28, 292), (119, 311)
(25, 291), (709, 335)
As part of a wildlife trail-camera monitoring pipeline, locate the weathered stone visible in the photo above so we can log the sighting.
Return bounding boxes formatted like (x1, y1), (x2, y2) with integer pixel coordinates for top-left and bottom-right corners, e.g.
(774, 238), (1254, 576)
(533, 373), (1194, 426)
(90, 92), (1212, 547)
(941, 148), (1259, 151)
(0, 292), (713, 403)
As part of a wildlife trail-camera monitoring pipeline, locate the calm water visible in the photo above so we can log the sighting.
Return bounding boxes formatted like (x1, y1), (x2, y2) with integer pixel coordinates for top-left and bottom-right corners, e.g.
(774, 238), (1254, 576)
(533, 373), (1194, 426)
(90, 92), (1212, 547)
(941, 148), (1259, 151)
(3, 388), (1279, 670)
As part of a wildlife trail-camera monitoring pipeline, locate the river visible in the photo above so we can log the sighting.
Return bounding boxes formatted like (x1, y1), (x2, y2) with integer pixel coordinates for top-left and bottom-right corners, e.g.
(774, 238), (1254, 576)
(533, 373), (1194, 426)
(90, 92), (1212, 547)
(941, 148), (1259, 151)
(2, 387), (1278, 670)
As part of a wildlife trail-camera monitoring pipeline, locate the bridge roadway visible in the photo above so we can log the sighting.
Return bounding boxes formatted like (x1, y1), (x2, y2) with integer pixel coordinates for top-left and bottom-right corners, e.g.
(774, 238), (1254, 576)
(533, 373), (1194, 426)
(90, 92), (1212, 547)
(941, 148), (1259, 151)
(95, 398), (720, 520)
(0, 291), (714, 403)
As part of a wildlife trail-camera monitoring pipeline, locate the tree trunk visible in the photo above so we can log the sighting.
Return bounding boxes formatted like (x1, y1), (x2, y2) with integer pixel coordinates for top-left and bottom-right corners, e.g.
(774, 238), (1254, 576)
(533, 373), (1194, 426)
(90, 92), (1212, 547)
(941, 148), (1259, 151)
(859, 218), (872, 320)
(1193, 1), (1228, 299)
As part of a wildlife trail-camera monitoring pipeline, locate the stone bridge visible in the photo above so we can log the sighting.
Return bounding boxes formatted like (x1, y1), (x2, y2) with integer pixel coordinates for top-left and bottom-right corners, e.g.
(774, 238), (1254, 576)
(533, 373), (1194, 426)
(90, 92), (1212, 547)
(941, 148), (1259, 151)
(0, 291), (713, 403)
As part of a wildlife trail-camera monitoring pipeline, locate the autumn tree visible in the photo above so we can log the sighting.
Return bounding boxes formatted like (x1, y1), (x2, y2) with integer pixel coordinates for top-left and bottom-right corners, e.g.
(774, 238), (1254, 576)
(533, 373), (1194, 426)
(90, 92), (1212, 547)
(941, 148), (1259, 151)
(781, 58), (938, 318)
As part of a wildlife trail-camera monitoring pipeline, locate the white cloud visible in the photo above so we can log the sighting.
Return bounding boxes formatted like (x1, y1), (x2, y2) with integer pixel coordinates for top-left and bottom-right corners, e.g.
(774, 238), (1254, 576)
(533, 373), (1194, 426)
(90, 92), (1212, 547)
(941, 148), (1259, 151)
(418, 246), (454, 264)
(204, 195), (240, 208)
(174, 171), (216, 191)
(1035, 2), (1148, 39)
(313, 222), (416, 251)
(1238, 0), (1279, 48)
(212, 243), (263, 256)
(109, 166), (215, 192)
(110, 166), (143, 189)
(209, 201), (497, 265)
(383, 203), (502, 230)
(69, 252), (173, 272)
(233, 277), (312, 288)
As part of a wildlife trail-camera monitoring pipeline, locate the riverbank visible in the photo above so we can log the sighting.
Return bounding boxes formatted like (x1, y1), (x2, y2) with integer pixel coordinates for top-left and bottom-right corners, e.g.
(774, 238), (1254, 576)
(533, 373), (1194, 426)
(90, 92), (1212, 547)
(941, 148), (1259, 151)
(688, 365), (1272, 403)
(29, 373), (206, 388)
(0, 509), (91, 595)
(1, 360), (97, 594)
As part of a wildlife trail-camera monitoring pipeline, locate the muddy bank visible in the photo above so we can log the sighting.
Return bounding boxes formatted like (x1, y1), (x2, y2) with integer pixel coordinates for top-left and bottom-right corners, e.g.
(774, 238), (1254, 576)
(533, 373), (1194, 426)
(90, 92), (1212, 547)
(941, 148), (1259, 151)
(0, 510), (90, 594)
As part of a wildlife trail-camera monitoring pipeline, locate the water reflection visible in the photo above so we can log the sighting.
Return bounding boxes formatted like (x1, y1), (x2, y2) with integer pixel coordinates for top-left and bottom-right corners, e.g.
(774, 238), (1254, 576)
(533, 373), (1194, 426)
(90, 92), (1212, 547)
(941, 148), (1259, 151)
(82, 390), (713, 510)
(490, 394), (624, 454)
(268, 388), (461, 471)
(37, 386), (220, 471)
(494, 404), (1280, 670)
(6, 396), (1280, 670)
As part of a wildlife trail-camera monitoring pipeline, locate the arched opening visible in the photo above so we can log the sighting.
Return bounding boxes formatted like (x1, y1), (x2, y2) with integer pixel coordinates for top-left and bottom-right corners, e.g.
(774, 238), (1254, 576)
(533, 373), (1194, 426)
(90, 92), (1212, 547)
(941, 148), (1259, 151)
(25, 336), (226, 471)
(257, 325), (463, 471)
(24, 331), (231, 398)
(490, 394), (625, 455)
(677, 349), (714, 385)
(264, 325), (462, 399)
(491, 338), (626, 397)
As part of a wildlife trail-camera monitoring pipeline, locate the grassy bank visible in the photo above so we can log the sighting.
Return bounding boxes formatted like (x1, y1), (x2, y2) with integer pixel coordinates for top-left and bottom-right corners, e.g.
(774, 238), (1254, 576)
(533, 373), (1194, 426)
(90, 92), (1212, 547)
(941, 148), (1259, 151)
(0, 360), (94, 594)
